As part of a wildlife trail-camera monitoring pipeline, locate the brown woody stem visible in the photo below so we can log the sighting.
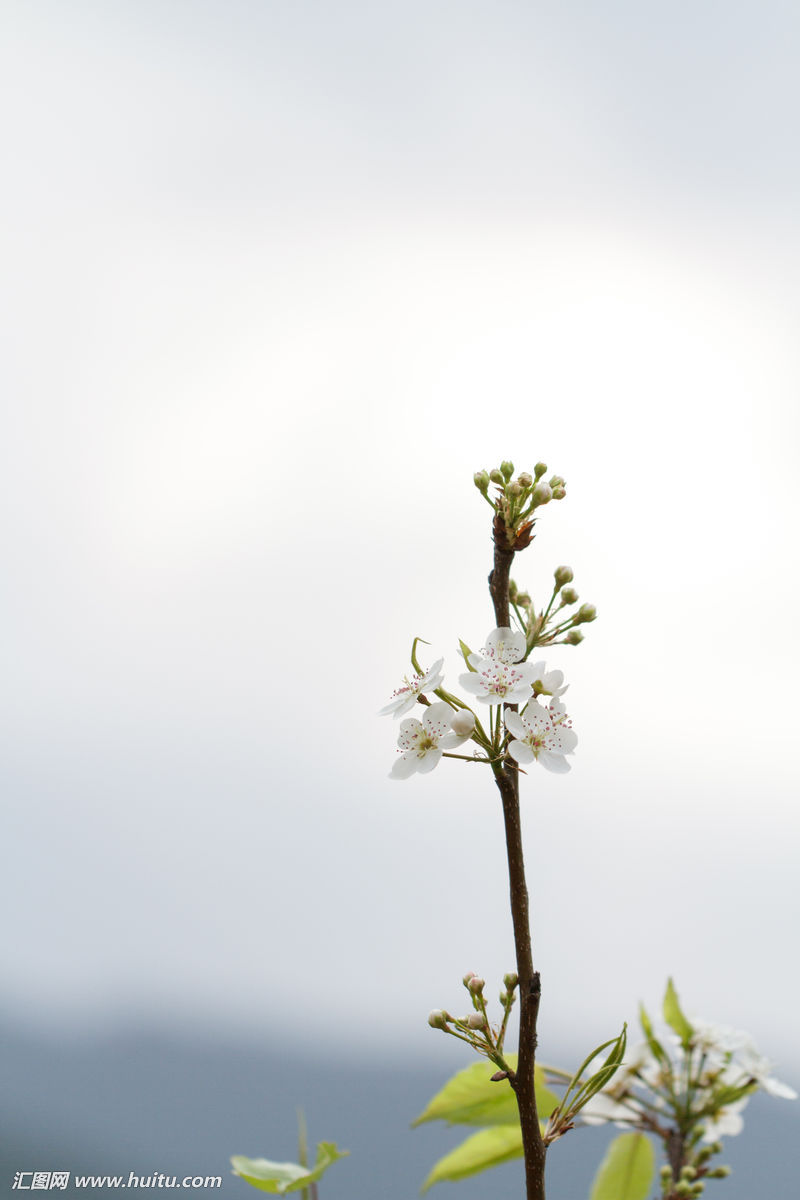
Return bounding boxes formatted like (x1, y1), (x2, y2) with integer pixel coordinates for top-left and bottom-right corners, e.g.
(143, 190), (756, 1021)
(489, 540), (547, 1200)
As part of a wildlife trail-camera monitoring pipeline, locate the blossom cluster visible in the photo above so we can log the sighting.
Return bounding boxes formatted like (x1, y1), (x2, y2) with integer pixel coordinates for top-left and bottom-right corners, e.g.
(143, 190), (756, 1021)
(381, 627), (577, 779)
(578, 991), (796, 1189)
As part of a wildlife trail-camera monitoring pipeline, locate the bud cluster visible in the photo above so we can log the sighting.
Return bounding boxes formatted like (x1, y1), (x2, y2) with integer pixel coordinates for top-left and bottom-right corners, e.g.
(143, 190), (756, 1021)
(474, 460), (566, 552)
(509, 565), (597, 653)
(427, 971), (519, 1073)
(580, 981), (796, 1196)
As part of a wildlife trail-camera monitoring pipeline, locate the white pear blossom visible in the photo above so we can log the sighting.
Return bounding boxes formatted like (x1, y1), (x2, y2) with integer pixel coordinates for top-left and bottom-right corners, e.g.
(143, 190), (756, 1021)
(729, 1047), (798, 1100)
(459, 627), (537, 705)
(689, 1019), (752, 1061)
(688, 1021), (798, 1099)
(379, 658), (445, 718)
(389, 702), (472, 780)
(528, 660), (568, 698)
(478, 627), (527, 664)
(505, 698), (577, 772)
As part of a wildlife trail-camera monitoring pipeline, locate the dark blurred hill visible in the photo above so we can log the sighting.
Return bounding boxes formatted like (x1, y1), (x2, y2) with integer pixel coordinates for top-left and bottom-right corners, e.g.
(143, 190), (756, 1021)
(2, 1020), (798, 1197)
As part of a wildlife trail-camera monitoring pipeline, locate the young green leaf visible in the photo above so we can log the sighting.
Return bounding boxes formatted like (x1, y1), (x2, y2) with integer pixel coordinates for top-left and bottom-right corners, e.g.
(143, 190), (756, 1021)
(560, 1025), (627, 1117)
(638, 1002), (670, 1068)
(231, 1142), (348, 1194)
(421, 1125), (524, 1192)
(589, 1132), (655, 1200)
(662, 979), (693, 1048)
(413, 1058), (558, 1128)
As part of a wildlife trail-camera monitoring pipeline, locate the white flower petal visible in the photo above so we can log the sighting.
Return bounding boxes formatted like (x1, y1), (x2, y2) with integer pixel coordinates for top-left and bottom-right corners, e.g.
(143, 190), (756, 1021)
(506, 680), (536, 704)
(459, 672), (487, 695)
(762, 1077), (798, 1100)
(549, 726), (578, 754)
(538, 751), (571, 773)
(507, 739), (535, 764)
(397, 718), (424, 750)
(520, 704), (551, 733)
(389, 753), (418, 779)
(423, 701), (456, 737)
(416, 748), (443, 774)
(504, 711), (526, 739)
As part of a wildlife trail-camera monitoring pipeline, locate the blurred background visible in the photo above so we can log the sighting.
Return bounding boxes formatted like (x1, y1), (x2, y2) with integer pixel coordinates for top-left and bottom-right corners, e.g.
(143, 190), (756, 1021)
(1, 1), (799, 1195)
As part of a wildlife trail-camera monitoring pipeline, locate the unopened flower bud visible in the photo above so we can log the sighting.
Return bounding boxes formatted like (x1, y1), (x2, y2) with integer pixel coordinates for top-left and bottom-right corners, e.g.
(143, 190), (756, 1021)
(466, 1013), (487, 1030)
(565, 629), (584, 645)
(560, 586), (578, 605)
(680, 1167), (697, 1181)
(499, 991), (508, 1005)
(508, 579), (518, 600)
(500, 460), (514, 480)
(462, 971), (476, 986)
(517, 592), (531, 608)
(503, 972), (518, 990)
(554, 565), (573, 587)
(660, 1166), (673, 1182)
(473, 470), (490, 494)
(468, 976), (485, 994)
(549, 475), (565, 489)
(451, 710), (476, 737)
(489, 469), (504, 484)
(552, 485), (566, 500)
(517, 472), (533, 488)
(508, 481), (523, 497)
(428, 1010), (448, 1029)
(675, 1182), (693, 1198)
(534, 462), (547, 479)
(531, 482), (552, 505)
(576, 603), (597, 623)
(707, 1167), (731, 1179)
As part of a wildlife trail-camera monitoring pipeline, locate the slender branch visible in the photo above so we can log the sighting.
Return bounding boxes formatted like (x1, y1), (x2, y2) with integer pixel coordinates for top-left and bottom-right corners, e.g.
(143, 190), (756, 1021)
(489, 536), (547, 1200)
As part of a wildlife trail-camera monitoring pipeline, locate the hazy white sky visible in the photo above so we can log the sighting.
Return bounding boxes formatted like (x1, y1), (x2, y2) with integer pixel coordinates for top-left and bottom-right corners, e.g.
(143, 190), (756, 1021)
(2, 0), (799, 1077)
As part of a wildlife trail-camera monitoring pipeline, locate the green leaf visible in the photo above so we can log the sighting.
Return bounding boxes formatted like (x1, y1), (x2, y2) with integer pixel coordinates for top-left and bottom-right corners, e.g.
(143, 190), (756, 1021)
(413, 1058), (558, 1128)
(589, 1133), (655, 1200)
(413, 1060), (519, 1127)
(662, 979), (693, 1049)
(421, 1125), (524, 1192)
(231, 1142), (348, 1194)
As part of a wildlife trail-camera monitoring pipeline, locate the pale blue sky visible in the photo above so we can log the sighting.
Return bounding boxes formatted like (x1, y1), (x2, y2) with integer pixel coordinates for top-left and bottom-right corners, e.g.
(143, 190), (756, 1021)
(1, 1), (798, 1083)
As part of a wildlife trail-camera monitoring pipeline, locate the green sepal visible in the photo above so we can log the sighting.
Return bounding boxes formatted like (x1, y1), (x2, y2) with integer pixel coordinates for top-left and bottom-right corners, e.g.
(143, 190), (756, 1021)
(458, 639), (476, 670)
(231, 1143), (348, 1194)
(589, 1132), (655, 1200)
(420, 1125), (524, 1192)
(410, 637), (431, 675)
(663, 979), (693, 1049)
